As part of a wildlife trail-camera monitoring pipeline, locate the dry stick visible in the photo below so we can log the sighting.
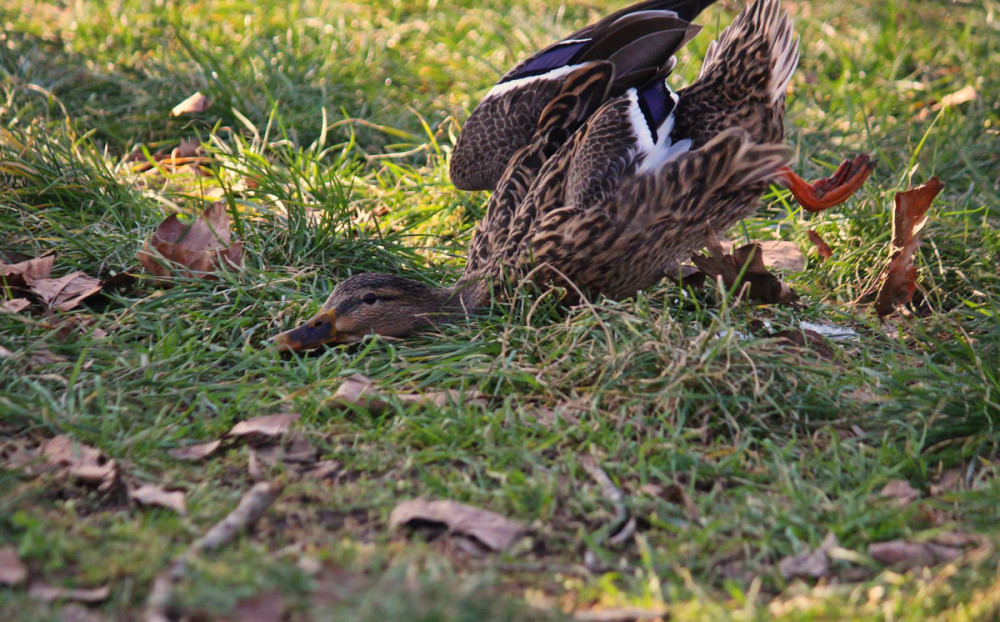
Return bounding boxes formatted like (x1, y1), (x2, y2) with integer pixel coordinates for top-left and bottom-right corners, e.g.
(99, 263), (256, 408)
(145, 482), (282, 622)
(580, 457), (636, 570)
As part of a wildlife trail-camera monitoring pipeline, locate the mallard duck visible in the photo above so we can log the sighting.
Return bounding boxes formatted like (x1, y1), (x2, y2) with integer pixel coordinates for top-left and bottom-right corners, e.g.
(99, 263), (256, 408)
(274, 0), (871, 350)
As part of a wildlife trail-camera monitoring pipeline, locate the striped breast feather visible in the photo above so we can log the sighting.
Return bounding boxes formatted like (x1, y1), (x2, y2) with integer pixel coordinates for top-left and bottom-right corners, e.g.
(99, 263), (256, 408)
(630, 80), (691, 173)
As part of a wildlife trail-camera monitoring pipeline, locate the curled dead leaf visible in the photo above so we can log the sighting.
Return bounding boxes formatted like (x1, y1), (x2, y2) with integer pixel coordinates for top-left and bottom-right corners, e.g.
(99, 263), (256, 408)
(873, 177), (944, 317)
(29, 272), (103, 312)
(779, 533), (838, 580)
(1, 254), (54, 290)
(880, 479), (920, 506)
(691, 230), (798, 304)
(129, 484), (187, 514)
(41, 435), (119, 491)
(389, 498), (523, 552)
(226, 413), (300, 443)
(167, 439), (222, 461)
(170, 91), (211, 116)
(326, 374), (486, 414)
(1, 298), (30, 313)
(868, 539), (961, 570)
(137, 202), (244, 281)
(720, 238), (805, 272)
(807, 230), (833, 260)
(0, 546), (28, 586)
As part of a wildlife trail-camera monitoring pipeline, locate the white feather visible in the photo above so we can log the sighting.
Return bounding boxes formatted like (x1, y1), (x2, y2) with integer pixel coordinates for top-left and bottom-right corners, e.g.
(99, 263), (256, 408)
(484, 63), (589, 99)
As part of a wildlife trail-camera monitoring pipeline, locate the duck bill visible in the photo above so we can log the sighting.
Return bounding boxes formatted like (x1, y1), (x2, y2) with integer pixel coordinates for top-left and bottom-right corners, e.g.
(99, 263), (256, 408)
(273, 309), (339, 351)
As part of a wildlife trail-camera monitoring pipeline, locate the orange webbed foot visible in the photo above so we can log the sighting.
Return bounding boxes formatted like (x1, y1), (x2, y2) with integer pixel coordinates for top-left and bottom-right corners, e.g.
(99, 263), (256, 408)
(777, 154), (876, 212)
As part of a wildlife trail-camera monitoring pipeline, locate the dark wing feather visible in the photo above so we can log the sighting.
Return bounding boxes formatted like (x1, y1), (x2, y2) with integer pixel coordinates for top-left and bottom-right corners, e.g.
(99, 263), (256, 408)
(452, 1), (713, 191)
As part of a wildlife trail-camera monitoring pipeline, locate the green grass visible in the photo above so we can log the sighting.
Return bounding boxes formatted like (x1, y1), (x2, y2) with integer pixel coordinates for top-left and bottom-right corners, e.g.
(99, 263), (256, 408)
(1, 0), (999, 619)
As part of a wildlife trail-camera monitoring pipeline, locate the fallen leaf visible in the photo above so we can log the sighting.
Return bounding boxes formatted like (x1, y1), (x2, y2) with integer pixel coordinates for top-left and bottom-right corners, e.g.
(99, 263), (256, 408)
(936, 85), (977, 109)
(28, 344), (68, 367)
(325, 374), (484, 414)
(779, 533), (838, 580)
(325, 374), (388, 414)
(52, 316), (108, 342)
(220, 590), (287, 622)
(137, 202), (244, 280)
(807, 230), (833, 260)
(1, 298), (30, 313)
(129, 484), (187, 514)
(168, 439), (222, 461)
(0, 546), (28, 586)
(873, 177), (944, 317)
(226, 413), (300, 443)
(880, 479), (920, 506)
(691, 230), (798, 304)
(930, 469), (964, 496)
(389, 499), (523, 552)
(170, 91), (211, 116)
(29, 272), (103, 312)
(1, 254), (54, 290)
(41, 435), (118, 491)
(304, 459), (341, 481)
(28, 583), (111, 603)
(771, 328), (836, 360)
(868, 539), (962, 570)
(720, 239), (805, 272)
(0, 345), (13, 358)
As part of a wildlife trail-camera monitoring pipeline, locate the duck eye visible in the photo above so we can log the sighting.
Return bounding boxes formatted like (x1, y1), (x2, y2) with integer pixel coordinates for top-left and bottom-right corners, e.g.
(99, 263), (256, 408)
(362, 293), (378, 305)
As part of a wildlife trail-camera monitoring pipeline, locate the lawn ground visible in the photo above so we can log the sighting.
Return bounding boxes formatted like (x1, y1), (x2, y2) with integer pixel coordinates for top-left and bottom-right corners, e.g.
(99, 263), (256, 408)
(1, 0), (999, 620)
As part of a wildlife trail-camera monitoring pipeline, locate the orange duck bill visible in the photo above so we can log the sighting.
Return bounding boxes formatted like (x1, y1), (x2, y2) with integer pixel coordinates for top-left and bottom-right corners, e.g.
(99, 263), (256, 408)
(776, 154), (876, 212)
(273, 309), (339, 351)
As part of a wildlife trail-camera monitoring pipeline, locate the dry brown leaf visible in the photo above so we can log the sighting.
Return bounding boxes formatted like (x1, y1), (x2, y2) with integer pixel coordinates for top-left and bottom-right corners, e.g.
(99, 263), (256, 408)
(326, 374), (485, 414)
(227, 413), (300, 442)
(52, 316), (108, 342)
(691, 231), (798, 304)
(930, 469), (964, 496)
(779, 533), (838, 580)
(807, 230), (833, 260)
(868, 539), (962, 570)
(0, 546), (28, 586)
(28, 344), (68, 367)
(170, 91), (211, 116)
(303, 459), (341, 481)
(1, 254), (55, 289)
(720, 239), (805, 272)
(137, 202), (244, 280)
(167, 439), (221, 461)
(389, 498), (523, 552)
(29, 272), (103, 312)
(326, 374), (389, 414)
(873, 177), (944, 317)
(29, 583), (111, 603)
(0, 345), (13, 358)
(129, 484), (187, 514)
(41, 435), (118, 490)
(880, 479), (920, 506)
(1, 298), (30, 313)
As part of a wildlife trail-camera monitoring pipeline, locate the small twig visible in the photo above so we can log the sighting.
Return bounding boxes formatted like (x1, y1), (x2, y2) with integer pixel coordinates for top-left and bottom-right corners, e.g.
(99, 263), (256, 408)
(580, 456), (636, 570)
(145, 482), (282, 622)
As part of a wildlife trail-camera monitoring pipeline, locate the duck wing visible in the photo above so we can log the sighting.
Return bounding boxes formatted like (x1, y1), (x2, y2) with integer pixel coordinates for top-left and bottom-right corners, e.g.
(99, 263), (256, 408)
(463, 61), (615, 278)
(451, 0), (715, 192)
